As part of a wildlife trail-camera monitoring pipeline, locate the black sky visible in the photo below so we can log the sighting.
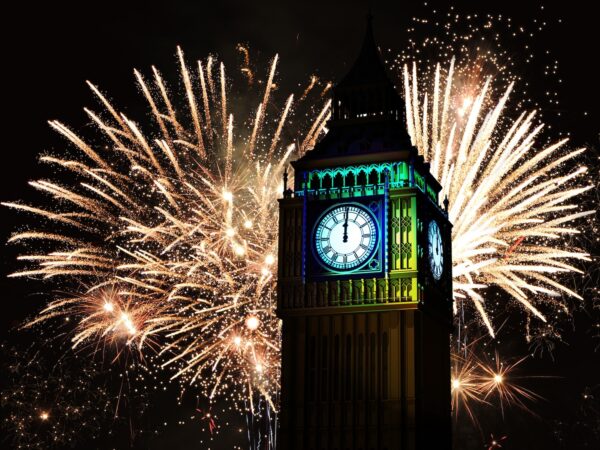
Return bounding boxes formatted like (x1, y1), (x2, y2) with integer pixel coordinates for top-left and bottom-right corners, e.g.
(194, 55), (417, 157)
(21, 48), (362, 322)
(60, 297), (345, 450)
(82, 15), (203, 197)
(1, 1), (598, 449)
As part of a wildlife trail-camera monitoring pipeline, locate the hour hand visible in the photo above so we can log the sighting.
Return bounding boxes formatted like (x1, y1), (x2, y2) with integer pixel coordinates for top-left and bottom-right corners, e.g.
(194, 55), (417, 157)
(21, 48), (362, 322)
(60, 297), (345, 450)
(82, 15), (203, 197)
(342, 207), (349, 243)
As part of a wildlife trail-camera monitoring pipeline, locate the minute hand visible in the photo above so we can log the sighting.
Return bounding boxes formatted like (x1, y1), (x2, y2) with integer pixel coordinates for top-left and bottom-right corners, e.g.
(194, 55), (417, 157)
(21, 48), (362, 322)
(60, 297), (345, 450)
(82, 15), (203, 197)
(342, 207), (349, 243)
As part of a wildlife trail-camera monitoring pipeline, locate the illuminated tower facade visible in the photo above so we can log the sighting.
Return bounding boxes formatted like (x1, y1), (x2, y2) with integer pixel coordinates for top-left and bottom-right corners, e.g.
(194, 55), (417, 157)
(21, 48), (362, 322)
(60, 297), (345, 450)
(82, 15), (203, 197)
(277, 18), (452, 450)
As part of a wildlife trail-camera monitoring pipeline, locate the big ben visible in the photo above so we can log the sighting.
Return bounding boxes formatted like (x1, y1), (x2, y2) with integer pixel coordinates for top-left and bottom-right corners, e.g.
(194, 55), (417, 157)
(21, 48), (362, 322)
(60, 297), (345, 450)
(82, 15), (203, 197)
(277, 17), (452, 450)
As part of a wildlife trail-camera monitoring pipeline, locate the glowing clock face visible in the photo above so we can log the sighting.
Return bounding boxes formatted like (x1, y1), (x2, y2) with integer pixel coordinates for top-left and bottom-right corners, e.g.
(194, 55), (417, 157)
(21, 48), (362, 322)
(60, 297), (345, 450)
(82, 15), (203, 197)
(428, 220), (444, 280)
(314, 204), (377, 271)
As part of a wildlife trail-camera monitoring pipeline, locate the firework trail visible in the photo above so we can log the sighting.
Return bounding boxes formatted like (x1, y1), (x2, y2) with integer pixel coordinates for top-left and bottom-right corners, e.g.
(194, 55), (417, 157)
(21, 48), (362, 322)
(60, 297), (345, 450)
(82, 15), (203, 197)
(451, 338), (542, 426)
(451, 342), (488, 423)
(3, 47), (330, 413)
(4, 43), (591, 435)
(0, 341), (134, 449)
(403, 58), (593, 337)
(391, 10), (596, 432)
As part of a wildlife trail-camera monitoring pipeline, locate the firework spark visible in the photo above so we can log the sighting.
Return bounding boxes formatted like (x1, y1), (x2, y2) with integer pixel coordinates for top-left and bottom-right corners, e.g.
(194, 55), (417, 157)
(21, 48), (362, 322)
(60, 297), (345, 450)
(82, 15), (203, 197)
(477, 352), (540, 417)
(0, 342), (130, 449)
(451, 340), (542, 425)
(451, 345), (487, 423)
(4, 41), (591, 437)
(403, 58), (593, 337)
(3, 47), (330, 412)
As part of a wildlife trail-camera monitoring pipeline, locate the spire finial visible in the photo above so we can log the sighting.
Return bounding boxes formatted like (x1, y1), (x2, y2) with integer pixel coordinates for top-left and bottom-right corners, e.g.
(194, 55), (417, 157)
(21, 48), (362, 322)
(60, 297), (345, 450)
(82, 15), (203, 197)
(283, 166), (294, 198)
(364, 8), (375, 49)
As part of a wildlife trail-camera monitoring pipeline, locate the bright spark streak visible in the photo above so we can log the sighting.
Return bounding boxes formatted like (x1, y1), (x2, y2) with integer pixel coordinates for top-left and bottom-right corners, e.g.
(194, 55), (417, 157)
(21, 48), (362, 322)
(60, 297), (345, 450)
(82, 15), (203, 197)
(404, 58), (593, 336)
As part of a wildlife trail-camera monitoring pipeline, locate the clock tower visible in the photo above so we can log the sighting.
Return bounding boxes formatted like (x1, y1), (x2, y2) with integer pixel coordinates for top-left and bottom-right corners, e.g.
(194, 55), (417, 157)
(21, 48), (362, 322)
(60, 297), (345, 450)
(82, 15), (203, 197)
(277, 17), (452, 450)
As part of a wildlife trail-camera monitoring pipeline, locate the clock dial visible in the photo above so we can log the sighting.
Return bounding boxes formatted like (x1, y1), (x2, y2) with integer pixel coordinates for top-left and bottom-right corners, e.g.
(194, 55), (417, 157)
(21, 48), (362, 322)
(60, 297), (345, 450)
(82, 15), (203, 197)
(428, 220), (444, 280)
(314, 204), (377, 271)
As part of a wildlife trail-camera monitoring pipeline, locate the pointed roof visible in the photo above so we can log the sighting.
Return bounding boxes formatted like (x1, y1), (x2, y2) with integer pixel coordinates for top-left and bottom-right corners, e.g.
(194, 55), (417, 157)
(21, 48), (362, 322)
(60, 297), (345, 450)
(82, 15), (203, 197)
(327, 14), (406, 127)
(293, 14), (415, 167)
(335, 14), (392, 89)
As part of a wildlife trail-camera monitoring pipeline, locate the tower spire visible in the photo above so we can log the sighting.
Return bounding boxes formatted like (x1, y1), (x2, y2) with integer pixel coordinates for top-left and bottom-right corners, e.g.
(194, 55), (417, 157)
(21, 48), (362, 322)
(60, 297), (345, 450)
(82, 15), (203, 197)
(294, 14), (414, 163)
(330, 14), (405, 125)
(334, 13), (388, 91)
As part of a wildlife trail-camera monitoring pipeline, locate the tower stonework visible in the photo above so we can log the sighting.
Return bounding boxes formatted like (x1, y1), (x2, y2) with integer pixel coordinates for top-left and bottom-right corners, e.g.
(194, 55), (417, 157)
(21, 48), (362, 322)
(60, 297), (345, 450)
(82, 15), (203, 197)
(277, 18), (452, 450)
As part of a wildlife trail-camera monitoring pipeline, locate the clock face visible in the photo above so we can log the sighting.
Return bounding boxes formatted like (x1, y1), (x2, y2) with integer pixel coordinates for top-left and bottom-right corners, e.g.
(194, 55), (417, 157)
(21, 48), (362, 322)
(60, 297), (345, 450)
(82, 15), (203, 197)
(314, 204), (378, 271)
(428, 220), (444, 280)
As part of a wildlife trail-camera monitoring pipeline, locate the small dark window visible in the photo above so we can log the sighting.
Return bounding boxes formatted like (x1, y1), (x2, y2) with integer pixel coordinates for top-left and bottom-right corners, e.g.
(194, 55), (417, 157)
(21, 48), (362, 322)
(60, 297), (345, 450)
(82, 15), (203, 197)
(334, 172), (344, 189)
(382, 332), (389, 400)
(357, 334), (364, 400)
(308, 336), (317, 401)
(321, 336), (328, 401)
(333, 335), (340, 401)
(346, 172), (355, 188)
(368, 169), (378, 185)
(357, 170), (367, 186)
(370, 333), (377, 399)
(345, 334), (352, 400)
(309, 172), (320, 190)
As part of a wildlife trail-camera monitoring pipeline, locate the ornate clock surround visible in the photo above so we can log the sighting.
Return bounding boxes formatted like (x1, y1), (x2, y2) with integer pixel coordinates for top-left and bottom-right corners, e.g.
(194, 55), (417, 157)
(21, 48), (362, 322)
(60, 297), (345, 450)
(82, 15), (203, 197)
(307, 195), (385, 280)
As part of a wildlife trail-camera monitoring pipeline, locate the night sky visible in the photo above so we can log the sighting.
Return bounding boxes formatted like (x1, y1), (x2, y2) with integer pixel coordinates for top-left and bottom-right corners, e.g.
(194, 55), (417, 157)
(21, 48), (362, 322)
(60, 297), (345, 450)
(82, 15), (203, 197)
(1, 1), (598, 449)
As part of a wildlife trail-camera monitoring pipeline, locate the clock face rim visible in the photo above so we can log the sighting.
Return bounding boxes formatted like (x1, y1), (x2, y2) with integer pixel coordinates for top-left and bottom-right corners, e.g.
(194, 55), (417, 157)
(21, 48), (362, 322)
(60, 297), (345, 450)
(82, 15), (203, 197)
(428, 219), (444, 281)
(312, 202), (379, 272)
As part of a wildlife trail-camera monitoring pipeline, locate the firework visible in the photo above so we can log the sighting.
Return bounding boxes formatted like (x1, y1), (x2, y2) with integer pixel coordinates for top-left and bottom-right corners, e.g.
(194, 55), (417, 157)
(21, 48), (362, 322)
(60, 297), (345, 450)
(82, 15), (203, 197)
(477, 352), (539, 417)
(451, 343), (487, 423)
(3, 47), (330, 413)
(0, 341), (127, 449)
(451, 338), (542, 425)
(486, 434), (508, 450)
(4, 35), (592, 440)
(403, 58), (593, 337)
(392, 11), (596, 439)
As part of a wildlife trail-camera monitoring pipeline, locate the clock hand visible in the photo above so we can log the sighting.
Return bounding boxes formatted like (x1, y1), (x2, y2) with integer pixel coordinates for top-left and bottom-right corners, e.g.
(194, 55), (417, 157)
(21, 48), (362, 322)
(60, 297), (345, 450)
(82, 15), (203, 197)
(342, 207), (349, 243)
